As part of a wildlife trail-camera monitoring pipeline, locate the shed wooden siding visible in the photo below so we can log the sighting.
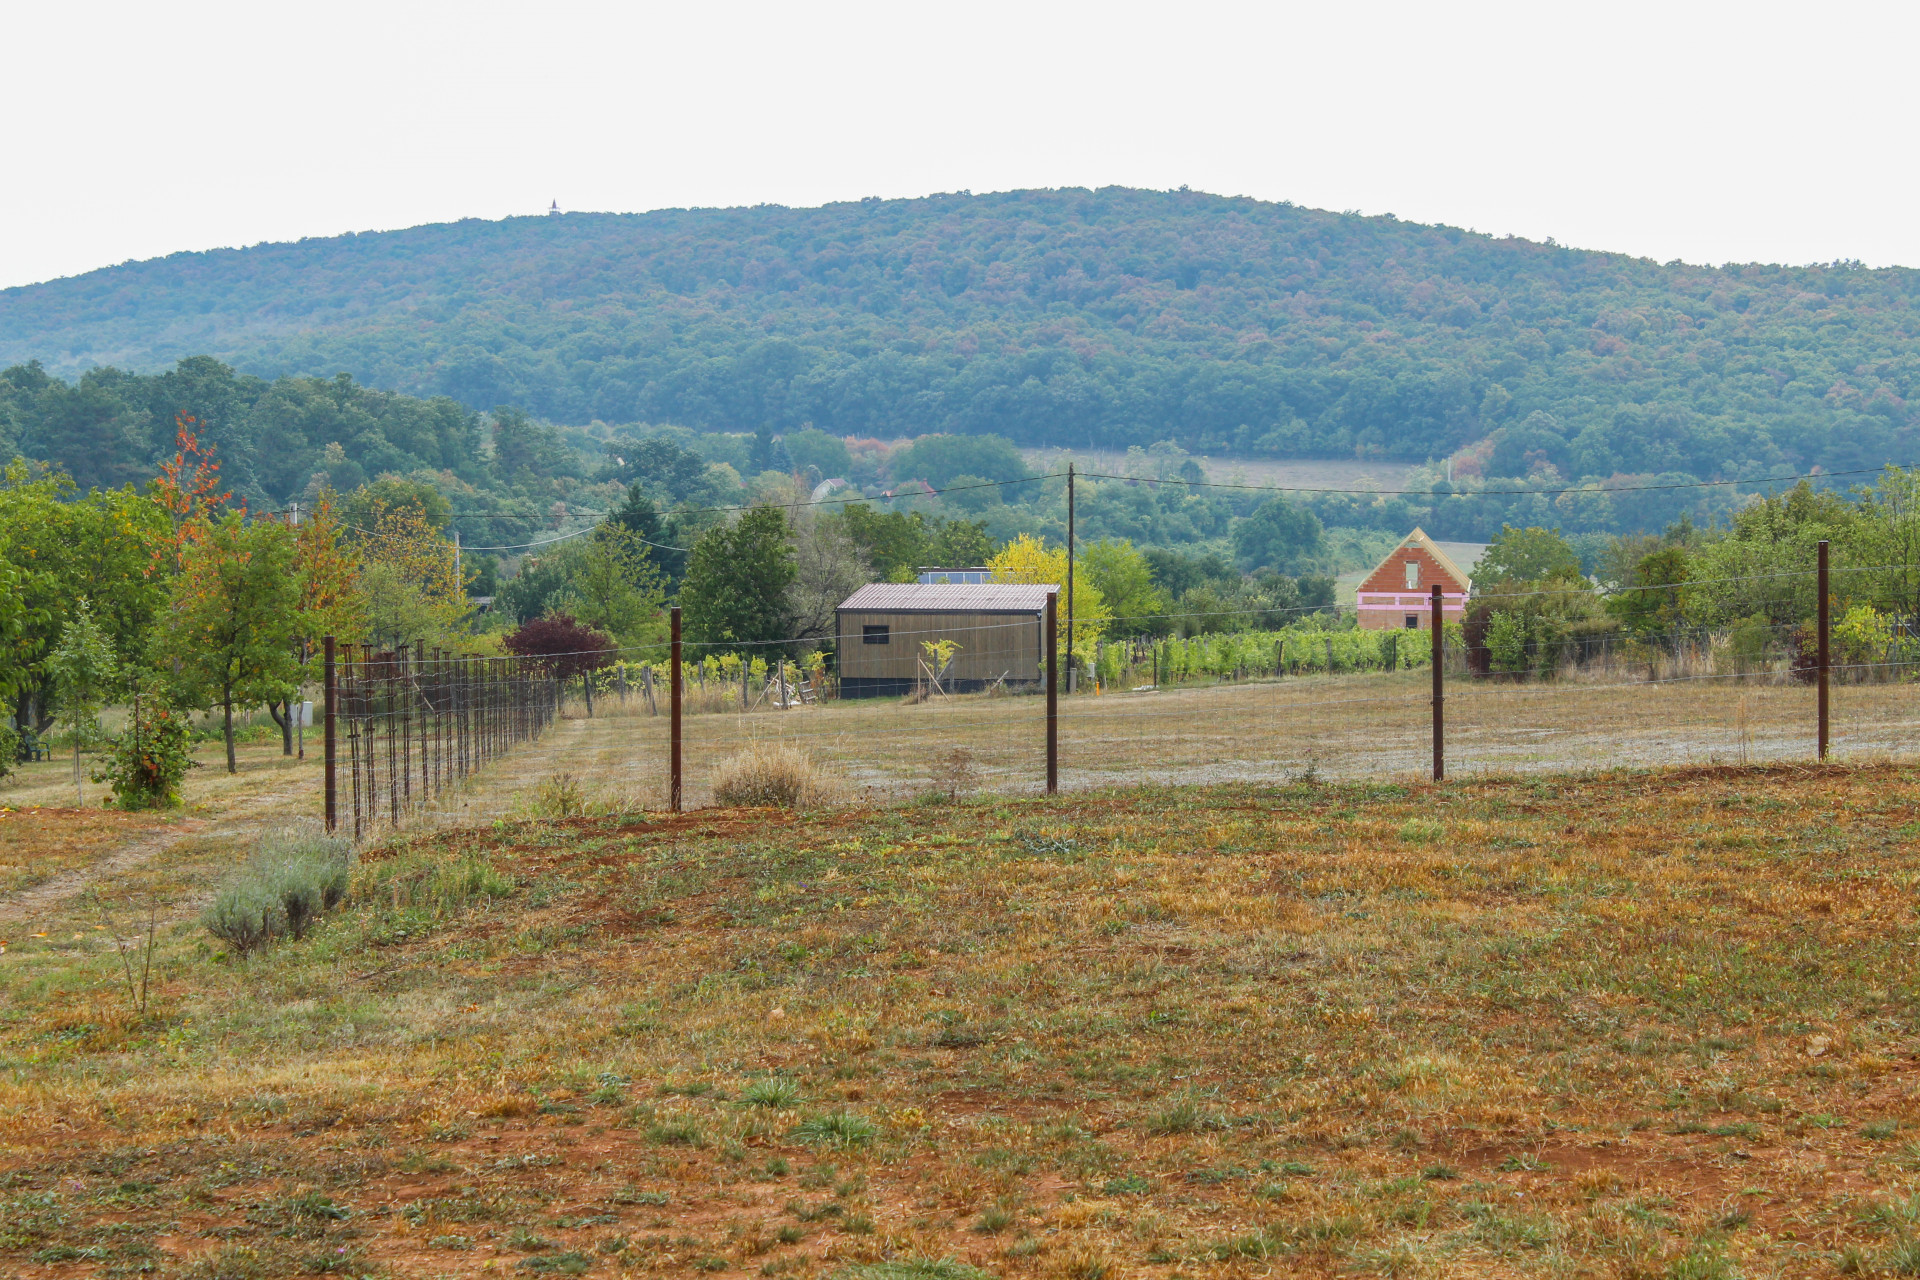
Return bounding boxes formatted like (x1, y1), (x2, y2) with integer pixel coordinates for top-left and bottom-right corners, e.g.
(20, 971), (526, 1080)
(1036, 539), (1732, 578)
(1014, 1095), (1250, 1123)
(835, 610), (1043, 682)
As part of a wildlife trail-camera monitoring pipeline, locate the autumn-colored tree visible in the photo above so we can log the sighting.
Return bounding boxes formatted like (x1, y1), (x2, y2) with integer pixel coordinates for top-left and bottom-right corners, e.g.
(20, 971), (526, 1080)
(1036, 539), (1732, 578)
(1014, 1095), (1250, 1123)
(352, 492), (468, 646)
(150, 414), (234, 567)
(266, 487), (366, 754)
(988, 533), (1109, 662)
(503, 613), (615, 714)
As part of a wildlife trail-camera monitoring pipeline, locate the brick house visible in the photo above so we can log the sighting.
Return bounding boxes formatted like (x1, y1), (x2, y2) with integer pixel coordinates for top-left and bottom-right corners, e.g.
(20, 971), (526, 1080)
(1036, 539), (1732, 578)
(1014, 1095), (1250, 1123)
(1356, 529), (1471, 631)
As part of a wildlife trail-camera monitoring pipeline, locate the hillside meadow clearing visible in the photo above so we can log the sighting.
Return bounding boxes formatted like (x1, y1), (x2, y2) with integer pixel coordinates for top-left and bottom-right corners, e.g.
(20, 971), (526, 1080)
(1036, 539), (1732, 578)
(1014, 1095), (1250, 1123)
(0, 759), (1917, 1279)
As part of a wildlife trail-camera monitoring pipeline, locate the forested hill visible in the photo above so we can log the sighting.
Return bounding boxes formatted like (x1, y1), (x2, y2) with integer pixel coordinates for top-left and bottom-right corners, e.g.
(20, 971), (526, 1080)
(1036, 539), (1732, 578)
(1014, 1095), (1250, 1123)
(4, 187), (1919, 480)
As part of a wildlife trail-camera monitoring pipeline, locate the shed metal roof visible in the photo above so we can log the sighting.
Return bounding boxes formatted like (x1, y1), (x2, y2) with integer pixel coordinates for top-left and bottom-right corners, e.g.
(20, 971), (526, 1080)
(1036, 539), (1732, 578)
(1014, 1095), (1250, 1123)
(837, 582), (1055, 613)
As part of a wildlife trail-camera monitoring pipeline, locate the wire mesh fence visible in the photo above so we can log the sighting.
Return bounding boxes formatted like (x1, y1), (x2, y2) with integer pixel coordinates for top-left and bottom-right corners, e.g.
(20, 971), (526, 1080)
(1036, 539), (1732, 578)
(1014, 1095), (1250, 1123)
(321, 541), (1920, 829)
(327, 639), (561, 840)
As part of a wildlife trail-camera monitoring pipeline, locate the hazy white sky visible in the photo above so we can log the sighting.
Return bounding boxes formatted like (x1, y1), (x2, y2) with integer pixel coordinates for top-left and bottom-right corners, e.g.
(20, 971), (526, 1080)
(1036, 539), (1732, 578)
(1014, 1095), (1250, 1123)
(3, 0), (1913, 290)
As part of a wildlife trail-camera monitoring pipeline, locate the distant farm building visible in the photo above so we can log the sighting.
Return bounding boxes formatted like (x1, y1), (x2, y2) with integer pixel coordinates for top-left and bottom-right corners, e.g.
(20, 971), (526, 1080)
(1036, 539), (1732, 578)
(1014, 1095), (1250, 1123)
(1356, 529), (1471, 630)
(835, 583), (1053, 698)
(916, 566), (992, 584)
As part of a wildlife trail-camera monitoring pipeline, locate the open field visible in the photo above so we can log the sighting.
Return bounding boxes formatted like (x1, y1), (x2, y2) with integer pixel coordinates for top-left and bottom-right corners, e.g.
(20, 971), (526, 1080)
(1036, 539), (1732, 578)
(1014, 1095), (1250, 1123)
(363, 670), (1911, 815)
(1018, 451), (1418, 494)
(3, 762), (1920, 1278)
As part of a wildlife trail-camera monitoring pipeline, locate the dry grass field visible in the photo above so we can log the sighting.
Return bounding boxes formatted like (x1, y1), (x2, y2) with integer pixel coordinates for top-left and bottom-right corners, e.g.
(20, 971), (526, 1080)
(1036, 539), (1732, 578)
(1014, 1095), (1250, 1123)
(1017, 450), (1418, 494)
(445, 672), (1914, 811)
(3, 748), (1920, 1278)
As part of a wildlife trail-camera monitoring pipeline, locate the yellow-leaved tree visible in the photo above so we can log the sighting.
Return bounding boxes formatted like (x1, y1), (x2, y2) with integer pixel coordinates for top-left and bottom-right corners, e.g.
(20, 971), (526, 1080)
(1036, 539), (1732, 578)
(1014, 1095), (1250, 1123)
(987, 534), (1109, 664)
(353, 495), (468, 648)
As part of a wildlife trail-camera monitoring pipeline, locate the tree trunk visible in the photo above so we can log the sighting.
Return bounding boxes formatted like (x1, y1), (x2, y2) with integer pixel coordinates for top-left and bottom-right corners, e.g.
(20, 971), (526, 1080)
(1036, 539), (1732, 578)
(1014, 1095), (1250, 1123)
(267, 700), (293, 755)
(223, 692), (237, 774)
(73, 736), (83, 807)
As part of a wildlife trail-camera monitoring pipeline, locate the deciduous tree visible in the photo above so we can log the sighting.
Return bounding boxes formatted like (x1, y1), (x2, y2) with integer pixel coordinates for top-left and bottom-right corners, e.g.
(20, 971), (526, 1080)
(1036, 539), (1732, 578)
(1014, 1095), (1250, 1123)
(679, 507), (797, 650)
(0, 462), (168, 732)
(49, 599), (118, 805)
(989, 534), (1109, 659)
(157, 513), (303, 774)
(1231, 496), (1326, 573)
(503, 613), (614, 713)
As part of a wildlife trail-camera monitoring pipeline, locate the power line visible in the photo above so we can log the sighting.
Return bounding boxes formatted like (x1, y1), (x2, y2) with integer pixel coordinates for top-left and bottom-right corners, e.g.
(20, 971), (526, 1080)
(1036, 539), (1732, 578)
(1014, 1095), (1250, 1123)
(1075, 462), (1910, 499)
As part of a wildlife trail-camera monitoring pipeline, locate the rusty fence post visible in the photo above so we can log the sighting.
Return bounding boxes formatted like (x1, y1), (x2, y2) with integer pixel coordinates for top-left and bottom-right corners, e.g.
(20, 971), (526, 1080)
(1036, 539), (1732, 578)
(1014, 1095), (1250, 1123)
(670, 607), (683, 812)
(1818, 538), (1830, 760)
(1431, 583), (1445, 782)
(1046, 591), (1058, 795)
(323, 636), (337, 833)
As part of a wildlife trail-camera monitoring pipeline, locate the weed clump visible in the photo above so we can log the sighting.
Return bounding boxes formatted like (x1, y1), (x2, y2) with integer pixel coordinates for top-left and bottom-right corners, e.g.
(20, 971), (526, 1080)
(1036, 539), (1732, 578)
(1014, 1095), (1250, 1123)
(202, 825), (353, 955)
(841, 1260), (993, 1280)
(531, 772), (585, 819)
(711, 743), (840, 808)
(355, 843), (514, 913)
(740, 1077), (803, 1109)
(789, 1111), (879, 1147)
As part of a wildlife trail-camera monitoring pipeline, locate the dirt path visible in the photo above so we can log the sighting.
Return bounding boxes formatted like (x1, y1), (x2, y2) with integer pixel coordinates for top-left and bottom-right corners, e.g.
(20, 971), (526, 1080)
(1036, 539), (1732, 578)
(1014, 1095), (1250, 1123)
(0, 747), (330, 930)
(0, 827), (199, 924)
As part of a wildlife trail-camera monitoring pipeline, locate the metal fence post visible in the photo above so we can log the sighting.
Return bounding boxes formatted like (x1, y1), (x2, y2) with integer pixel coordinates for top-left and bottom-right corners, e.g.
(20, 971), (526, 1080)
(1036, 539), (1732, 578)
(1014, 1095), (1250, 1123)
(323, 636), (337, 833)
(1431, 583), (1445, 782)
(670, 606), (683, 812)
(1818, 538), (1830, 760)
(1046, 591), (1058, 795)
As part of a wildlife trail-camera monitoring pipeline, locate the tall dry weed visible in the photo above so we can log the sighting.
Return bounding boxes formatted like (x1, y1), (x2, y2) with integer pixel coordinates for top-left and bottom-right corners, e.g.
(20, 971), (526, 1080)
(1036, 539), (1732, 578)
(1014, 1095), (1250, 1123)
(711, 743), (842, 808)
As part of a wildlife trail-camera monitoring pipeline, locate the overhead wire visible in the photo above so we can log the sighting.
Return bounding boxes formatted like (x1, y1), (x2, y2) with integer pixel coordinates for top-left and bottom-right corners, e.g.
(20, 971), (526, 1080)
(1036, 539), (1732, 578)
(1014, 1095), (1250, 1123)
(1074, 461), (1911, 498)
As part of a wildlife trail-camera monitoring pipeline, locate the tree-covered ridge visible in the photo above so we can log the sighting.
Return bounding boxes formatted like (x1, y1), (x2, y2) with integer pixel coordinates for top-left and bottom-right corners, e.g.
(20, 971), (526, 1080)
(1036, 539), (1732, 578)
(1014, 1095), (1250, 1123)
(3, 188), (1916, 480)
(0, 356), (617, 549)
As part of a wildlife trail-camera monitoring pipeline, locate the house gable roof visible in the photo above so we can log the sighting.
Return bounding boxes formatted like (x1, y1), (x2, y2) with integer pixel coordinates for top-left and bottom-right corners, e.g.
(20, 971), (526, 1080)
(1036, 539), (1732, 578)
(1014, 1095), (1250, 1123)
(1359, 528), (1472, 594)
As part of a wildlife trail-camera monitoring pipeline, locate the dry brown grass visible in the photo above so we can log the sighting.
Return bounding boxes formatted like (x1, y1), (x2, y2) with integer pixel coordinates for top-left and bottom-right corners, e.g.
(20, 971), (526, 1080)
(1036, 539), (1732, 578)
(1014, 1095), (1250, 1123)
(0, 805), (180, 895)
(2, 763), (1919, 1276)
(530, 668), (1920, 810)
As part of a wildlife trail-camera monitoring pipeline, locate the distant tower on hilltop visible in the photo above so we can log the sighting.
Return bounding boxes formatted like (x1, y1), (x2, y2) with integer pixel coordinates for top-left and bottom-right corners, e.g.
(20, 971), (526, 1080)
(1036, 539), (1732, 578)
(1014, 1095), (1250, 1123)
(548, 200), (560, 216)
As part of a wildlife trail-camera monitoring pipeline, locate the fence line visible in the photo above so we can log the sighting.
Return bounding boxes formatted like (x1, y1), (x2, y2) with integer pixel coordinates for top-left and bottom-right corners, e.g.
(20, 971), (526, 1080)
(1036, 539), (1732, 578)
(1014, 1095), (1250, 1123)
(320, 540), (1902, 819)
(639, 540), (1850, 801)
(323, 638), (561, 840)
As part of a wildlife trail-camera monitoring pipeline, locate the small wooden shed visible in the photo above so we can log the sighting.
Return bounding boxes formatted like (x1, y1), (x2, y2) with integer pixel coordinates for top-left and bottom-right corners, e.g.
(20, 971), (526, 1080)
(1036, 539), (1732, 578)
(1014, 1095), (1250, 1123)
(835, 583), (1054, 698)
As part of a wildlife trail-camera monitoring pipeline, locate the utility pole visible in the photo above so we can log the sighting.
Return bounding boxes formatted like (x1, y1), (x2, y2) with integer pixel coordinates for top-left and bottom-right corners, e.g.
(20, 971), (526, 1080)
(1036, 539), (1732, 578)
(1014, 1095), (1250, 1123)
(1066, 462), (1075, 694)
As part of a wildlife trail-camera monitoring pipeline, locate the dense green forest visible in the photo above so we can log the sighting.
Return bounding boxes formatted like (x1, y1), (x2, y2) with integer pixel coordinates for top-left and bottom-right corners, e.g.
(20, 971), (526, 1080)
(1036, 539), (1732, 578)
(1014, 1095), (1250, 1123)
(0, 357), (619, 550)
(5, 188), (1917, 493)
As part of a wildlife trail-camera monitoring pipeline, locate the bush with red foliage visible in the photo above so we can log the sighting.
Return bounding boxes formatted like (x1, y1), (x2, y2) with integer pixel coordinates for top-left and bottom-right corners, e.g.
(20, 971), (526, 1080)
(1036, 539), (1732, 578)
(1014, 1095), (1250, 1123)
(502, 613), (616, 680)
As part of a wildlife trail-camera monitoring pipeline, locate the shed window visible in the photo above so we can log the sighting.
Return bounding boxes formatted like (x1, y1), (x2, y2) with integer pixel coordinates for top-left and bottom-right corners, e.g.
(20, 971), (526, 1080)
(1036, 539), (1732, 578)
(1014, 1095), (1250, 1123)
(1404, 614), (1420, 629)
(1404, 560), (1420, 589)
(862, 624), (891, 645)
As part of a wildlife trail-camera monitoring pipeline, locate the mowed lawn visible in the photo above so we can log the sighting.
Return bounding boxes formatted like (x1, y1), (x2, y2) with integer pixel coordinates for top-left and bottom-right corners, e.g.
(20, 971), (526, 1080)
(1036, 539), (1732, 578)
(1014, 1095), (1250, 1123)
(2, 765), (1919, 1278)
